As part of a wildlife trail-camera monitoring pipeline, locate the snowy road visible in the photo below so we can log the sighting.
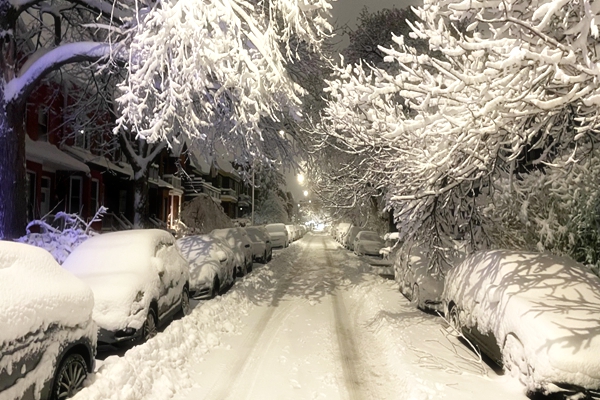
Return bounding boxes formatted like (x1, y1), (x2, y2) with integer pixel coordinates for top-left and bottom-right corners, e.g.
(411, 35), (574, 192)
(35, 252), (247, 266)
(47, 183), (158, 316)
(74, 234), (530, 400)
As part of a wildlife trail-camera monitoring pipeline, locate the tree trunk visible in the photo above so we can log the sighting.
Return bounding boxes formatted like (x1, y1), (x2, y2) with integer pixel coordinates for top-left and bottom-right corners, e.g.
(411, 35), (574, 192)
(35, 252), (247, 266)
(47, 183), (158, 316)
(133, 166), (151, 229)
(0, 102), (27, 239)
(0, 2), (26, 239)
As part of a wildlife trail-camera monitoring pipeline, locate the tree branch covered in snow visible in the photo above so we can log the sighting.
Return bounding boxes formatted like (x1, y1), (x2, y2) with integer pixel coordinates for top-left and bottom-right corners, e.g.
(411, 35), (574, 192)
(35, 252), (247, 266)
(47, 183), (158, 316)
(319, 0), (600, 268)
(115, 0), (333, 164)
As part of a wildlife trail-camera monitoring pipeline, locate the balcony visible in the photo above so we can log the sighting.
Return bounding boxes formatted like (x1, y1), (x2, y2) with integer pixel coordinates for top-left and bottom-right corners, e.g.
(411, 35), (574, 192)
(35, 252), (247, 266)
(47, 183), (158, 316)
(202, 182), (221, 203)
(238, 193), (251, 207)
(163, 174), (182, 190)
(220, 188), (238, 203)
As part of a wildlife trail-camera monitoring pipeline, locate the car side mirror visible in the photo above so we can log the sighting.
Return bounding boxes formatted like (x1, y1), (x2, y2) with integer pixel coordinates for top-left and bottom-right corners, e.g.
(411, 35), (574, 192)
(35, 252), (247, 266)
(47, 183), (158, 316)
(487, 285), (501, 304)
(216, 251), (227, 262)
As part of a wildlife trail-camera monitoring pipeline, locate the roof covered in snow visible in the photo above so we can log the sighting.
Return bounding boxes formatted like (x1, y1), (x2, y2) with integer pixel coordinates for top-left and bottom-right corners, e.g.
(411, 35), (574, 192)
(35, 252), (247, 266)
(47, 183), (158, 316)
(25, 136), (90, 173)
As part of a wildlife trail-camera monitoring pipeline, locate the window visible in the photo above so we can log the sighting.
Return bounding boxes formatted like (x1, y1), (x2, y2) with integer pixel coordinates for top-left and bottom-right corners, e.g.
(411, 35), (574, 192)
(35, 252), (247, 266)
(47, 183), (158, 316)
(38, 109), (48, 141)
(75, 130), (91, 150)
(90, 179), (99, 214)
(68, 176), (83, 214)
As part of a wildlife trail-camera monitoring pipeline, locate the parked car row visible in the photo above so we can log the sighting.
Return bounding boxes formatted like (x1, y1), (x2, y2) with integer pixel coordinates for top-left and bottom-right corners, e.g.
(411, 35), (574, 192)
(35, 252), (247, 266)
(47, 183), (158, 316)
(264, 223), (308, 248)
(387, 234), (600, 397)
(1, 223), (281, 400)
(330, 222), (386, 257)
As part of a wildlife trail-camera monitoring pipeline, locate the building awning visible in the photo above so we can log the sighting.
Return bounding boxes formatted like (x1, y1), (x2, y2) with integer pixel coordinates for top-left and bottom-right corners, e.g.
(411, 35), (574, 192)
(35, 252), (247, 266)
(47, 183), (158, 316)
(26, 137), (90, 173)
(62, 145), (134, 179)
(157, 179), (174, 189)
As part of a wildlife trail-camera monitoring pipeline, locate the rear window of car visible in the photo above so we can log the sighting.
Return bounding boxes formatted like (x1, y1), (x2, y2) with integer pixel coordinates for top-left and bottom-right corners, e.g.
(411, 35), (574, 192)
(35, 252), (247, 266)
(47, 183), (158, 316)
(359, 232), (381, 241)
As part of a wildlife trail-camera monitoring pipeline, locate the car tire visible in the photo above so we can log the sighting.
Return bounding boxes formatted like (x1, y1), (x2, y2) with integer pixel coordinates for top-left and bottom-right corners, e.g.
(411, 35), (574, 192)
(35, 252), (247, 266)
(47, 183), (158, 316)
(503, 334), (531, 386)
(411, 284), (420, 308)
(262, 250), (267, 263)
(211, 277), (220, 299)
(448, 304), (461, 334)
(247, 261), (253, 273)
(142, 308), (158, 341)
(51, 353), (87, 400)
(180, 288), (191, 316)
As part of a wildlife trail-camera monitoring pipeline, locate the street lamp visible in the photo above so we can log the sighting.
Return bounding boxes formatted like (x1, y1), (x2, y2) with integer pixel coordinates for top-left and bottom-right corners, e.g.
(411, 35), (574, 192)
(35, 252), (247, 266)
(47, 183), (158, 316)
(297, 173), (304, 184)
(303, 190), (308, 197)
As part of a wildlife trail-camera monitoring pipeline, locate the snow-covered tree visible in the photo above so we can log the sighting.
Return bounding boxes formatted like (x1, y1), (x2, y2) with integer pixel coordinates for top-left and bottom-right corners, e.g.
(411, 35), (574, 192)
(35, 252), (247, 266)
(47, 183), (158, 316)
(0, 0), (334, 238)
(319, 0), (600, 268)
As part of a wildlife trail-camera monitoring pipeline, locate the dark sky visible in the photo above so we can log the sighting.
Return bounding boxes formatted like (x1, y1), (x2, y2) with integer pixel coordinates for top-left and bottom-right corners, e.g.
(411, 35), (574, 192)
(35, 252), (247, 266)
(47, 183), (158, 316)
(329, 0), (421, 29)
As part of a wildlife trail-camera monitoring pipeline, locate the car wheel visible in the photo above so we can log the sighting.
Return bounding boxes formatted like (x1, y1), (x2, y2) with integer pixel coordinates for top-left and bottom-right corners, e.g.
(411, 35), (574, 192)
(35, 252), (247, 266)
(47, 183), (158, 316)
(411, 284), (420, 308)
(262, 250), (267, 263)
(180, 288), (191, 316)
(51, 353), (87, 400)
(211, 277), (220, 299)
(448, 304), (461, 334)
(247, 260), (253, 273)
(503, 334), (531, 385)
(142, 308), (158, 341)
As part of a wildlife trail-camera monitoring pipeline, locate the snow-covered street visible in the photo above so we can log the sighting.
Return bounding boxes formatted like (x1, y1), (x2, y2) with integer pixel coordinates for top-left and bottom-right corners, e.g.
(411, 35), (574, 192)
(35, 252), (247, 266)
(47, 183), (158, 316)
(72, 234), (529, 400)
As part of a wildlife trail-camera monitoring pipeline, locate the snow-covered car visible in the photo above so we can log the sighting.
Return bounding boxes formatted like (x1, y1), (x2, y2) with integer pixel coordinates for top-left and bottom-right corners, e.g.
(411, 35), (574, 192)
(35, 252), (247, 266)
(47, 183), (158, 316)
(380, 232), (401, 259)
(395, 241), (468, 312)
(0, 241), (96, 400)
(176, 235), (236, 299)
(285, 225), (296, 242)
(335, 222), (352, 244)
(353, 231), (384, 256)
(344, 226), (362, 250)
(62, 229), (190, 345)
(443, 250), (600, 397)
(265, 223), (289, 248)
(211, 228), (253, 275)
(245, 226), (273, 263)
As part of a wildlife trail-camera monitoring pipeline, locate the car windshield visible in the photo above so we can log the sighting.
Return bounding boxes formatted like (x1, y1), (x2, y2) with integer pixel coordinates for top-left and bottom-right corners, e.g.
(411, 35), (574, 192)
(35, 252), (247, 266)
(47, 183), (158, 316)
(360, 232), (381, 242)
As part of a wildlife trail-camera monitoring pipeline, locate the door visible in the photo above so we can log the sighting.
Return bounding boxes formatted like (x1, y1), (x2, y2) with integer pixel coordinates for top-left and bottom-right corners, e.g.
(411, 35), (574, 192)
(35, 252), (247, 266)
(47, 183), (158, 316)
(40, 177), (51, 217)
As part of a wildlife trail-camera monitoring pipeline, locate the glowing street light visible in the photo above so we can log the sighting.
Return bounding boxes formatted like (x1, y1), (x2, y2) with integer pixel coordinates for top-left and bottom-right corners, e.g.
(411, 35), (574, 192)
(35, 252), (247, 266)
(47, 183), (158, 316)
(297, 174), (305, 184)
(303, 190), (308, 197)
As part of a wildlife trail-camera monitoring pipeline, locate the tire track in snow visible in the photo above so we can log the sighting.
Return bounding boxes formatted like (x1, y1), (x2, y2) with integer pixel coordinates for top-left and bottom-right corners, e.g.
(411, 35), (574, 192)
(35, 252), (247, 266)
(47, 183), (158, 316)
(325, 248), (366, 400)
(204, 236), (316, 400)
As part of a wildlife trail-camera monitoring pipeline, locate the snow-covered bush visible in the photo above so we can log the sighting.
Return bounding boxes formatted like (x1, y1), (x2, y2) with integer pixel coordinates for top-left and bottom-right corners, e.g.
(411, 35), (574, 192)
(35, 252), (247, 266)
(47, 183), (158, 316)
(17, 207), (106, 264)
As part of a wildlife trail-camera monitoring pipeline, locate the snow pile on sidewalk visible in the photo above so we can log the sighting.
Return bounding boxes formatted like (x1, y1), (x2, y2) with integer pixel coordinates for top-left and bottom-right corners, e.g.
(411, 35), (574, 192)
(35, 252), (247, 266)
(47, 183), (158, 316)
(178, 194), (233, 236)
(72, 244), (305, 400)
